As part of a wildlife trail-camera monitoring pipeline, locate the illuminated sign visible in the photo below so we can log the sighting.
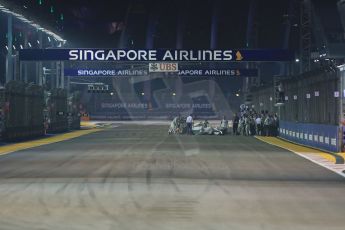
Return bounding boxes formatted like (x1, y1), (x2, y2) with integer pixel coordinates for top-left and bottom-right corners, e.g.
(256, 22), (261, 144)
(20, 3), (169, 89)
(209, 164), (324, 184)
(64, 68), (258, 77)
(149, 63), (178, 72)
(74, 69), (148, 76)
(177, 69), (244, 76)
(68, 50), (233, 61)
(20, 49), (294, 62)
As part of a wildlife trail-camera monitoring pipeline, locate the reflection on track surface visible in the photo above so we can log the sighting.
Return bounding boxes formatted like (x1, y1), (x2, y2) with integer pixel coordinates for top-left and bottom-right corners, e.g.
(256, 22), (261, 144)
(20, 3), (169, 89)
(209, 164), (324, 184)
(0, 125), (344, 230)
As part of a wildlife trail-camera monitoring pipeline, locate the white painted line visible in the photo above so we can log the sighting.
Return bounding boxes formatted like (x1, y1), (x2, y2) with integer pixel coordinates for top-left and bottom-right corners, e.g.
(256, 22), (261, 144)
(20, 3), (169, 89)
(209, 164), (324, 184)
(255, 137), (345, 178)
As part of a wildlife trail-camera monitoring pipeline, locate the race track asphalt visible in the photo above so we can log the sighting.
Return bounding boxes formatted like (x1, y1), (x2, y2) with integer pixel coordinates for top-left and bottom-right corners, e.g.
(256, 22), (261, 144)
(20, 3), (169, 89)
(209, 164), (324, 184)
(0, 124), (343, 230)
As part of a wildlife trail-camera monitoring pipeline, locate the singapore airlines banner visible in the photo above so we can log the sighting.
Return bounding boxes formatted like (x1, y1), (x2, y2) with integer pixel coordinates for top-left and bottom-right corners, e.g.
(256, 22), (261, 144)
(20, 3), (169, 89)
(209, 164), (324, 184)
(64, 67), (259, 77)
(19, 49), (293, 62)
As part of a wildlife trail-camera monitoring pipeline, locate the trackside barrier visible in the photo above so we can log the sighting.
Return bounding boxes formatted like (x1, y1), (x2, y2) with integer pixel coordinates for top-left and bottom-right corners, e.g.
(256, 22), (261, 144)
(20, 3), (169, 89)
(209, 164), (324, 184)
(343, 126), (345, 152)
(279, 121), (341, 153)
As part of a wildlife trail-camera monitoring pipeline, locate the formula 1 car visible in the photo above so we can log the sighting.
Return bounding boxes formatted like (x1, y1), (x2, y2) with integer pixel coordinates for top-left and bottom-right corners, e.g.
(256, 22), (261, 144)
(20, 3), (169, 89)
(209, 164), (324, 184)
(169, 118), (228, 135)
(192, 120), (224, 135)
(168, 116), (187, 134)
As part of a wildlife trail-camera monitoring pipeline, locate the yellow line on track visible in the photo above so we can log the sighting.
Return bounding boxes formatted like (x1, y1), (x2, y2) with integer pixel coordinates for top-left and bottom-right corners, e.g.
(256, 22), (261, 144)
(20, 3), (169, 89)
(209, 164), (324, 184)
(338, 152), (345, 160)
(80, 121), (98, 128)
(0, 128), (102, 156)
(255, 136), (339, 163)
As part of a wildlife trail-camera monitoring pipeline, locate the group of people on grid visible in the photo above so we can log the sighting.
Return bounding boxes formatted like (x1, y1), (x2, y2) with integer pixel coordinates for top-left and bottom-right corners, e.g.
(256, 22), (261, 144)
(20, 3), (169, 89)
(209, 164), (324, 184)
(232, 106), (279, 136)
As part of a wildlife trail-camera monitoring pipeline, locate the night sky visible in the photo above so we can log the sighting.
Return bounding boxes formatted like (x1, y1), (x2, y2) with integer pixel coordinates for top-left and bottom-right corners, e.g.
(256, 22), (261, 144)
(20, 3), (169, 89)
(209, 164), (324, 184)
(65, 0), (291, 49)
(4, 0), (311, 50)
(4, 0), (341, 50)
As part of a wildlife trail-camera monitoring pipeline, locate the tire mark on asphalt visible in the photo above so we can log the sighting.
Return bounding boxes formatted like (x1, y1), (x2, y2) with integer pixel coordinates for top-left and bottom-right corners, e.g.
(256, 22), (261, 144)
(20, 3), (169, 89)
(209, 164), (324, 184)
(106, 125), (161, 211)
(55, 182), (69, 194)
(146, 169), (152, 186)
(86, 181), (131, 230)
(77, 182), (87, 208)
(213, 180), (231, 195)
(169, 178), (182, 192)
(38, 181), (51, 216)
(166, 157), (182, 192)
(124, 127), (174, 210)
(0, 180), (32, 199)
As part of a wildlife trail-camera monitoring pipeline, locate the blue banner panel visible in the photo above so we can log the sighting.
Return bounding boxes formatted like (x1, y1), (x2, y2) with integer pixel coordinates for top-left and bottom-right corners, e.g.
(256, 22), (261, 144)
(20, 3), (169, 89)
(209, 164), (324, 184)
(64, 69), (148, 77)
(64, 68), (258, 77)
(19, 49), (294, 62)
(279, 121), (340, 152)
